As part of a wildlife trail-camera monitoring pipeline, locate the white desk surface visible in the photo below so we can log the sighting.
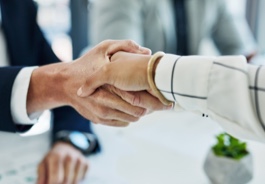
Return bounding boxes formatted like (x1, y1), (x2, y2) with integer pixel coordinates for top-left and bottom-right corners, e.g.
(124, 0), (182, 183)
(0, 111), (264, 184)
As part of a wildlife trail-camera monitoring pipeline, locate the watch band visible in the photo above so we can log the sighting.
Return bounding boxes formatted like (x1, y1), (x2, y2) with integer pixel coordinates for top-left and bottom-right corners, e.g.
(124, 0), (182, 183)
(55, 130), (97, 155)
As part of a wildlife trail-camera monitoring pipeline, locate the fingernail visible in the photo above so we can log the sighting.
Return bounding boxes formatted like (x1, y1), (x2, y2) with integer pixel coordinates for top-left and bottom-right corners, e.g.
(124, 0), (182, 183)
(77, 87), (83, 97)
(142, 109), (148, 116)
(140, 47), (151, 54)
(166, 104), (173, 110)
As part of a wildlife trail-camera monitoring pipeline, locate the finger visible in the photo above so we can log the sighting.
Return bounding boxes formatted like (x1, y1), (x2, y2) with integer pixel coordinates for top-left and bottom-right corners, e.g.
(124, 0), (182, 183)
(102, 120), (130, 127)
(77, 67), (107, 97)
(37, 161), (47, 184)
(76, 158), (88, 182)
(64, 156), (76, 184)
(118, 90), (168, 111)
(73, 159), (81, 184)
(73, 158), (89, 183)
(81, 160), (89, 180)
(93, 118), (130, 127)
(105, 40), (151, 55)
(140, 46), (152, 55)
(94, 106), (140, 123)
(47, 155), (64, 184)
(98, 88), (147, 117)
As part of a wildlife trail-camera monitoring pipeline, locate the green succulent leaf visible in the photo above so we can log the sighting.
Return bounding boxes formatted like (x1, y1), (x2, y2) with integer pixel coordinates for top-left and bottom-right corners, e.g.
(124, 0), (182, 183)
(212, 133), (249, 160)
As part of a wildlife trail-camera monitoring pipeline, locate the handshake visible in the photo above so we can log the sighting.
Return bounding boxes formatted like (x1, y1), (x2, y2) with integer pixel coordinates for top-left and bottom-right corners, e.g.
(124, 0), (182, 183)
(27, 40), (173, 127)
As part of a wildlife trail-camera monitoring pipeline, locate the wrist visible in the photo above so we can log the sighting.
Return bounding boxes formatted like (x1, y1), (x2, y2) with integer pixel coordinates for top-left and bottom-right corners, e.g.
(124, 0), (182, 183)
(152, 57), (161, 82)
(54, 130), (98, 155)
(147, 52), (173, 105)
(27, 62), (70, 114)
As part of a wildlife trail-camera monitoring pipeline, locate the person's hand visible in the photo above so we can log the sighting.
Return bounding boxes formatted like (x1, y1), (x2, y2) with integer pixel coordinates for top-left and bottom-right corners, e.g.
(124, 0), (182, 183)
(71, 84), (150, 127)
(77, 51), (171, 111)
(78, 52), (152, 96)
(37, 142), (88, 184)
(27, 40), (155, 127)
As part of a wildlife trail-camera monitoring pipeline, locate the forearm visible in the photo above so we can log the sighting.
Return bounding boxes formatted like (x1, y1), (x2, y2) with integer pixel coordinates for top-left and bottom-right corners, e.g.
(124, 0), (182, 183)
(86, 51), (265, 141)
(26, 62), (70, 114)
(26, 39), (152, 128)
(155, 54), (265, 142)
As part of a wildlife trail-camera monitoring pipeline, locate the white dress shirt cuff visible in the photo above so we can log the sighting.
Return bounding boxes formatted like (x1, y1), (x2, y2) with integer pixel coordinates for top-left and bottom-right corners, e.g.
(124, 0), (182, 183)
(11, 67), (43, 125)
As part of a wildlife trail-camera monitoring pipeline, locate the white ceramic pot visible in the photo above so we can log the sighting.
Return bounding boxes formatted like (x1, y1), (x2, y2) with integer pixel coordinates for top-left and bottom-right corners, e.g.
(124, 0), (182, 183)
(203, 150), (253, 184)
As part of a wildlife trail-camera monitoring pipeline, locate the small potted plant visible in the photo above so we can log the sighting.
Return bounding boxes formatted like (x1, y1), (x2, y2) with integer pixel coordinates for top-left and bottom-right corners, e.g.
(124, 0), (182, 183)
(204, 133), (253, 184)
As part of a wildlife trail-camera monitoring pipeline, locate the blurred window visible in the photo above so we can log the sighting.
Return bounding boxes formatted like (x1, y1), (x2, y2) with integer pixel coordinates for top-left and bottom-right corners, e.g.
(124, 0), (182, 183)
(225, 0), (246, 17)
(34, 0), (72, 61)
(256, 1), (265, 53)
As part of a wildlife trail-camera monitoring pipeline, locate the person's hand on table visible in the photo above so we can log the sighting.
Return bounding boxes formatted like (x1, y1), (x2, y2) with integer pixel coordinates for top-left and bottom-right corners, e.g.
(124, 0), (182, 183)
(37, 142), (88, 184)
(27, 40), (164, 127)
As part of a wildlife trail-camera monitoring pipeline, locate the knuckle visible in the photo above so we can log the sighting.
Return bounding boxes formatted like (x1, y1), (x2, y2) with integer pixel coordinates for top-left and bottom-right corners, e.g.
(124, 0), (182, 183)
(131, 116), (140, 122)
(64, 178), (70, 184)
(101, 63), (110, 78)
(126, 39), (137, 47)
(131, 94), (141, 106)
(65, 155), (73, 163)
(98, 107), (110, 118)
(101, 39), (113, 48)
(93, 117), (102, 124)
(104, 39), (113, 43)
(48, 153), (60, 162)
(101, 63), (108, 72)
(135, 108), (147, 117)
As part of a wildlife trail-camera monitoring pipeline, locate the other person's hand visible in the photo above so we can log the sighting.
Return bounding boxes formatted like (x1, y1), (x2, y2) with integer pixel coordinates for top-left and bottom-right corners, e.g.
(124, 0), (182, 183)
(78, 52), (151, 96)
(37, 142), (88, 184)
(77, 51), (171, 111)
(27, 40), (158, 127)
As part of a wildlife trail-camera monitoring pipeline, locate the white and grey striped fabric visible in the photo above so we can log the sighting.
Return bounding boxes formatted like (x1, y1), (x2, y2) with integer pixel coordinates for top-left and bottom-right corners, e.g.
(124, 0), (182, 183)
(155, 54), (265, 142)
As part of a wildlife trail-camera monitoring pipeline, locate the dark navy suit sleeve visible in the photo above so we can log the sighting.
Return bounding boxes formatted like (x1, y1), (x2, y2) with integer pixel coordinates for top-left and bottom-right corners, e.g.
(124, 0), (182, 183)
(30, 3), (99, 152)
(0, 0), (99, 152)
(0, 67), (23, 132)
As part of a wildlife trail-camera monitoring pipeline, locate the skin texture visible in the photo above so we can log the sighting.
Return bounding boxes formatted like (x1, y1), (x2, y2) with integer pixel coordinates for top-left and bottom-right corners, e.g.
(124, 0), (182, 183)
(77, 51), (171, 112)
(26, 41), (167, 184)
(77, 52), (151, 95)
(37, 142), (88, 184)
(26, 40), (168, 127)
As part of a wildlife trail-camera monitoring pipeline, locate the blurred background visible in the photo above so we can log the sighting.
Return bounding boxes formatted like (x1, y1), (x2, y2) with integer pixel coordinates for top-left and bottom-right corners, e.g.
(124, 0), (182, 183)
(1, 0), (265, 183)
(34, 0), (265, 60)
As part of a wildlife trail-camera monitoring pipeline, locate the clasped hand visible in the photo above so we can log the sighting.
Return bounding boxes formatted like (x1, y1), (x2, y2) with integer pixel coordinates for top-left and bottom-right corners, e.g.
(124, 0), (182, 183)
(27, 40), (169, 127)
(65, 40), (168, 127)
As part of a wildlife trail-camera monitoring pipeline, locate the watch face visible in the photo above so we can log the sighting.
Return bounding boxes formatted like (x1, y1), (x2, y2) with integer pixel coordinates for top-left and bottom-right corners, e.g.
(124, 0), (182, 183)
(69, 132), (90, 150)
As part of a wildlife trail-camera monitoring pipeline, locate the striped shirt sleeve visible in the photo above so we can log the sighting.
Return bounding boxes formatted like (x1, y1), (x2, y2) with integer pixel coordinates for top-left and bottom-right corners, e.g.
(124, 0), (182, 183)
(155, 54), (265, 142)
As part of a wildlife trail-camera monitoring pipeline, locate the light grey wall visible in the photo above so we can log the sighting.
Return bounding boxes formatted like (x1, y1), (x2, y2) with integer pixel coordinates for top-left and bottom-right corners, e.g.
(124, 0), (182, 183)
(257, 1), (265, 53)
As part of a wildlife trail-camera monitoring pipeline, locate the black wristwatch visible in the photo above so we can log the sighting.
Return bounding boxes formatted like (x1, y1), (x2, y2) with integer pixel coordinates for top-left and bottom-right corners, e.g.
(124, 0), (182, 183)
(54, 131), (97, 155)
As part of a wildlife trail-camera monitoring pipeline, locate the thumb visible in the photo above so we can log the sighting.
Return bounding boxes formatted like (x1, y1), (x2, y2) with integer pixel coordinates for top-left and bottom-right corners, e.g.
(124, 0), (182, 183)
(77, 69), (108, 97)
